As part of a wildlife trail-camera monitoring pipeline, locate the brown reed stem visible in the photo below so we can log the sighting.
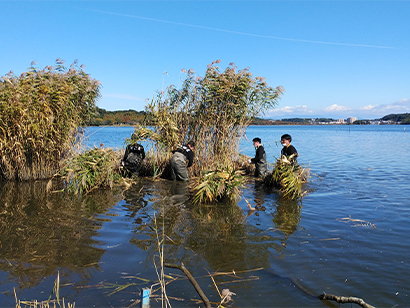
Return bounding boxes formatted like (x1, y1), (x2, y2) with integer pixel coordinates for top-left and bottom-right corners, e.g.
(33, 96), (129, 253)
(318, 292), (376, 308)
(164, 262), (211, 308)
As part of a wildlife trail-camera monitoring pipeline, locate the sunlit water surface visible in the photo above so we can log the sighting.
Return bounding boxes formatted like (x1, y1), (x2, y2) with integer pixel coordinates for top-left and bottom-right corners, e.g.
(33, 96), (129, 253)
(1, 125), (409, 308)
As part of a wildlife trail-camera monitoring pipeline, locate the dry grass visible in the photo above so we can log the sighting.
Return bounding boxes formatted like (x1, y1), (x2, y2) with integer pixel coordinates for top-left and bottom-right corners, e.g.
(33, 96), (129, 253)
(266, 155), (310, 200)
(0, 59), (101, 181)
(136, 61), (284, 176)
(131, 61), (283, 203)
(15, 272), (75, 308)
(191, 167), (246, 204)
(60, 147), (122, 196)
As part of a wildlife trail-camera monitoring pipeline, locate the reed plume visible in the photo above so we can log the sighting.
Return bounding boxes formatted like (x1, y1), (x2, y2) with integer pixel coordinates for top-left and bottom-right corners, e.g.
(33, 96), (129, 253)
(0, 59), (101, 181)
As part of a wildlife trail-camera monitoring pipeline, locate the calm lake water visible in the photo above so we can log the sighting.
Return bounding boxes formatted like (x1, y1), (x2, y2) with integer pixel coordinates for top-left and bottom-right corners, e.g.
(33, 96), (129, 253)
(1, 125), (409, 308)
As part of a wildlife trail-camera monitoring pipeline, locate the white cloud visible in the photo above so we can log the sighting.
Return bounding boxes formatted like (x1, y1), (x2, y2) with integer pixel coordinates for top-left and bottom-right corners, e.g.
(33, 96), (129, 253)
(360, 99), (410, 116)
(360, 104), (378, 110)
(269, 105), (313, 114)
(323, 104), (351, 112)
(265, 98), (410, 119)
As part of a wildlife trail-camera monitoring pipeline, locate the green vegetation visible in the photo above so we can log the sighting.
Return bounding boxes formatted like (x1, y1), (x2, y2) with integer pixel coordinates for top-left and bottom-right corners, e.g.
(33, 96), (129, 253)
(280, 118), (313, 124)
(87, 107), (271, 126)
(266, 155), (309, 200)
(353, 120), (370, 125)
(88, 107), (147, 126)
(0, 59), (101, 181)
(381, 113), (410, 124)
(61, 147), (122, 195)
(192, 167), (246, 204)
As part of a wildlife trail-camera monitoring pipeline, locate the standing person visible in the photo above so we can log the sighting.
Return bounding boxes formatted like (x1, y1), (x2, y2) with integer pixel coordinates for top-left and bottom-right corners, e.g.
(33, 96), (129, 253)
(248, 137), (267, 178)
(280, 134), (298, 163)
(170, 141), (195, 181)
(121, 143), (145, 176)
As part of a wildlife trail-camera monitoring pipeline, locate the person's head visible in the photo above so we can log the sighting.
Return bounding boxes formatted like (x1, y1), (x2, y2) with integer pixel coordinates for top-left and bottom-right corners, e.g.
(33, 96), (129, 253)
(281, 134), (292, 146)
(252, 137), (262, 147)
(187, 140), (195, 150)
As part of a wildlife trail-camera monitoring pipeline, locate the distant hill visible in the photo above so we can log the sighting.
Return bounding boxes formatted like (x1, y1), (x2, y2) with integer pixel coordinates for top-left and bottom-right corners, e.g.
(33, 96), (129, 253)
(87, 107), (275, 126)
(86, 108), (410, 126)
(381, 113), (410, 124)
(87, 108), (147, 126)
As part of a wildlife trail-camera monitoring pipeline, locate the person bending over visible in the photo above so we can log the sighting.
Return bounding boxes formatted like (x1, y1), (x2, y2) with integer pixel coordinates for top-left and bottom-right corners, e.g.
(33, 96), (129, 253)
(170, 140), (195, 181)
(122, 143), (145, 176)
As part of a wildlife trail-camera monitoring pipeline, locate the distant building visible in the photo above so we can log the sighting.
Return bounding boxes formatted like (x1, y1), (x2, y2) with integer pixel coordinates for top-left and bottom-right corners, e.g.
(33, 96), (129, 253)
(337, 119), (345, 124)
(347, 117), (357, 124)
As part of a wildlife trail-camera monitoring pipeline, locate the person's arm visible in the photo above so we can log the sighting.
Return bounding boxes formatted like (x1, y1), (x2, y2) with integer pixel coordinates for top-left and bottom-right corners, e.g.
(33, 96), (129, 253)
(251, 146), (264, 163)
(123, 145), (130, 161)
(187, 151), (194, 167)
(287, 145), (298, 156)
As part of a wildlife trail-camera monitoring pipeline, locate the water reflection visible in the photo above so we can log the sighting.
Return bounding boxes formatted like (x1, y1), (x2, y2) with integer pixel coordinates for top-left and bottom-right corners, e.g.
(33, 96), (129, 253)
(0, 180), (121, 293)
(272, 199), (302, 248)
(124, 179), (302, 276)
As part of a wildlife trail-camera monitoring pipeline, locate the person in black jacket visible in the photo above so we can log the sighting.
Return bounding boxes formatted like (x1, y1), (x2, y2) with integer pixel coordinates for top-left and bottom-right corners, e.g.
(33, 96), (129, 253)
(170, 140), (195, 181)
(248, 137), (267, 178)
(280, 134), (298, 163)
(121, 143), (145, 176)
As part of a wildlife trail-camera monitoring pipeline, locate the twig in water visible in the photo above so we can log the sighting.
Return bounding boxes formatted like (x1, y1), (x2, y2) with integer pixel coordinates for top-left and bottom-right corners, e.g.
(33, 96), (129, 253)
(165, 262), (211, 308)
(318, 292), (376, 308)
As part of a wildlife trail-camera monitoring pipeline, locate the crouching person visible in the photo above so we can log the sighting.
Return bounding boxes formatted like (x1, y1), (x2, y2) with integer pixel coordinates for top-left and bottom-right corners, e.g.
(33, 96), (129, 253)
(170, 141), (195, 181)
(122, 143), (145, 177)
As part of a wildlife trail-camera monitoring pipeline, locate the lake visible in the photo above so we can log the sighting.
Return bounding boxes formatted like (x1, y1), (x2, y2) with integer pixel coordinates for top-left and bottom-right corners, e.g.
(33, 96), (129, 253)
(1, 125), (409, 307)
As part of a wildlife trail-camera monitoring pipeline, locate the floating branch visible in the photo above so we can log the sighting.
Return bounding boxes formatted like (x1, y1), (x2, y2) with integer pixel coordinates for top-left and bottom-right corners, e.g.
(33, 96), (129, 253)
(318, 292), (376, 308)
(164, 262), (211, 308)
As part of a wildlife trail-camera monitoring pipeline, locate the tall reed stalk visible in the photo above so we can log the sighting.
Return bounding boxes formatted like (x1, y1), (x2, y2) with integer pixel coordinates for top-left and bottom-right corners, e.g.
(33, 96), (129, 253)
(0, 59), (101, 181)
(130, 61), (284, 203)
(136, 60), (284, 176)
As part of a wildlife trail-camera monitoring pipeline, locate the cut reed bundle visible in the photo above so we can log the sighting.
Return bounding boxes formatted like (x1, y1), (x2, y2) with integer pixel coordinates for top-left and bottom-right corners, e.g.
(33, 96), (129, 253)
(266, 155), (310, 200)
(61, 147), (122, 195)
(192, 167), (246, 204)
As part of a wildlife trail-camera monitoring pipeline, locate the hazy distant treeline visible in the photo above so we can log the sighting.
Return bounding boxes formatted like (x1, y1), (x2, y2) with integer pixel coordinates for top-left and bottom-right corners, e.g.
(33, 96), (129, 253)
(87, 107), (275, 126)
(86, 108), (410, 126)
(88, 108), (147, 126)
(381, 113), (410, 124)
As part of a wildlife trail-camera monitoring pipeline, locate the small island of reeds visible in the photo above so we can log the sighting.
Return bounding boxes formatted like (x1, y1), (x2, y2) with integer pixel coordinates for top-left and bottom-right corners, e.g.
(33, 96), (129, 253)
(1, 59), (309, 203)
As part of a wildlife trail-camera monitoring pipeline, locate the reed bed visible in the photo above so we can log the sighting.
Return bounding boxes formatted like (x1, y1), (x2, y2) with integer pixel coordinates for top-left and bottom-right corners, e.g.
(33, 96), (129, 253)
(132, 61), (283, 203)
(0, 59), (101, 181)
(137, 61), (284, 175)
(125, 126), (173, 178)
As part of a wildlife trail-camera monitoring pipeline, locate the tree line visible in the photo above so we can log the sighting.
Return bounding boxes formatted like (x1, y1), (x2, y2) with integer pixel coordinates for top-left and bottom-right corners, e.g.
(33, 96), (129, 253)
(87, 107), (275, 126)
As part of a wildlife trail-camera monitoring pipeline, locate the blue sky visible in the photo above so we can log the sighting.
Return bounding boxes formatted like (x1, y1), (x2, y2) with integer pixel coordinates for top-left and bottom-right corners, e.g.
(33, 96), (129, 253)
(1, 0), (409, 119)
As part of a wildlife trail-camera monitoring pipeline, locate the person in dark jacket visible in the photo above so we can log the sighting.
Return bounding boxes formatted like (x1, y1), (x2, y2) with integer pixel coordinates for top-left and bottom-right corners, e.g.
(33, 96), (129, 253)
(121, 143), (145, 176)
(248, 137), (267, 178)
(170, 140), (195, 181)
(280, 134), (298, 163)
